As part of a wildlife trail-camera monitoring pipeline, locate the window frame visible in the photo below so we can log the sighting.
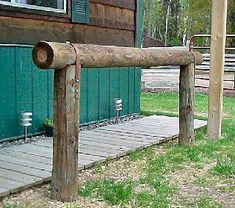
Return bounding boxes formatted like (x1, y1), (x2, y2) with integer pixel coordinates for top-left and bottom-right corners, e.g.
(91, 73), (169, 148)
(0, 0), (67, 13)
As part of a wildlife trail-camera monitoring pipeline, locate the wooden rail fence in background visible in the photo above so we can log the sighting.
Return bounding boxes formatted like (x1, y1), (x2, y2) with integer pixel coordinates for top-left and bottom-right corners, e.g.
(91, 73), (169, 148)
(190, 34), (235, 91)
(32, 41), (203, 202)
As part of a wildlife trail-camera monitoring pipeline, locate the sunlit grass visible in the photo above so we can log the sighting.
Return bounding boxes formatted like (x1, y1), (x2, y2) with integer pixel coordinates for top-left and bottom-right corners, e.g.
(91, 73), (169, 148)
(76, 92), (235, 207)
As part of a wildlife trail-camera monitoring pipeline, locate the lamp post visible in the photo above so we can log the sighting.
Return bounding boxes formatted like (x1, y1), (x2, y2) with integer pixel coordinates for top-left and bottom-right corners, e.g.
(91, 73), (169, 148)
(21, 112), (32, 140)
(114, 98), (122, 120)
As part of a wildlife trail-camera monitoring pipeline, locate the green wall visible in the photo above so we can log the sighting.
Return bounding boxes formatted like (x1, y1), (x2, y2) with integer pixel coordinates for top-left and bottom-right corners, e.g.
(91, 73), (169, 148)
(80, 67), (141, 123)
(0, 46), (54, 141)
(0, 45), (141, 141)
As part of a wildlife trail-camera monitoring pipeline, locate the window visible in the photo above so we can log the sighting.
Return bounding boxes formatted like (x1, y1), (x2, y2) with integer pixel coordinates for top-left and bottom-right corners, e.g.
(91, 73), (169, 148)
(0, 0), (66, 13)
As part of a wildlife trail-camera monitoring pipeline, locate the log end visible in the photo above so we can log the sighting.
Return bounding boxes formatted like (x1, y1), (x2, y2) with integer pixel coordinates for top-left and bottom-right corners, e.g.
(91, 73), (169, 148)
(32, 41), (54, 69)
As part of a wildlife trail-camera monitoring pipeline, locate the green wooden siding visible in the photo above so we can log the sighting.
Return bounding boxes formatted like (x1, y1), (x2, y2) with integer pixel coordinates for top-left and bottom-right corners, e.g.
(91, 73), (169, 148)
(132, 0), (144, 116)
(0, 46), (54, 141)
(80, 67), (140, 124)
(0, 46), (141, 141)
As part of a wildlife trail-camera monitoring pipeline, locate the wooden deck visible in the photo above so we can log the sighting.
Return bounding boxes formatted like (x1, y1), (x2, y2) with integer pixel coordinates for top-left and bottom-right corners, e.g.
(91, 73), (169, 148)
(0, 115), (207, 198)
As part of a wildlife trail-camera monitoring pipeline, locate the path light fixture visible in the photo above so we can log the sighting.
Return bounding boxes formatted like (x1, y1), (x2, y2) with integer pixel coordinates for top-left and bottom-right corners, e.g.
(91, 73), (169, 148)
(114, 98), (122, 119)
(21, 112), (32, 140)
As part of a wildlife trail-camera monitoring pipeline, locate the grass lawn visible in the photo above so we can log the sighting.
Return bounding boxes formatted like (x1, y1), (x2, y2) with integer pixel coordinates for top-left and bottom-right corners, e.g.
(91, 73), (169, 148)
(1, 92), (234, 208)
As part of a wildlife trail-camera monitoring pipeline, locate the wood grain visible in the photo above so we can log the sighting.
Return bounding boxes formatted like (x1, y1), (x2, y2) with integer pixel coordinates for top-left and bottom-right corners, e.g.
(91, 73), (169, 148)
(32, 42), (203, 69)
(91, 0), (135, 10)
(89, 3), (135, 30)
(0, 16), (135, 46)
(179, 63), (195, 145)
(51, 65), (79, 202)
(208, 0), (228, 139)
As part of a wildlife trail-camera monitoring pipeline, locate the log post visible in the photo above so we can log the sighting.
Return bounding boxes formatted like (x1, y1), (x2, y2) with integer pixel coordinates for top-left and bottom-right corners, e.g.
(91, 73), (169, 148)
(208, 0), (227, 139)
(179, 63), (195, 145)
(51, 64), (80, 202)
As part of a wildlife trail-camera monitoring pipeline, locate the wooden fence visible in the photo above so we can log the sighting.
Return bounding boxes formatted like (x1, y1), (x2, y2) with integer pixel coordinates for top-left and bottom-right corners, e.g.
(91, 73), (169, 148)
(32, 41), (202, 202)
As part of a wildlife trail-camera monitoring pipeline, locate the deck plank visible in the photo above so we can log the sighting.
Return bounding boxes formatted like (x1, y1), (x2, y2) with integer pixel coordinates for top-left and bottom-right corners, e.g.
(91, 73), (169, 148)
(93, 128), (161, 140)
(0, 149), (52, 165)
(0, 177), (24, 193)
(31, 140), (118, 158)
(82, 132), (151, 147)
(0, 161), (50, 178)
(32, 140), (124, 157)
(4, 147), (52, 159)
(0, 116), (207, 198)
(0, 168), (42, 184)
(0, 155), (51, 171)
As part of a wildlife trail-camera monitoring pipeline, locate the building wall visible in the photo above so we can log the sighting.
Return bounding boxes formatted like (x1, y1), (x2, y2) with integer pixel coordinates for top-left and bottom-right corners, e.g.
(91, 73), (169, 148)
(0, 0), (143, 141)
(0, 1), (136, 46)
(0, 46), (53, 141)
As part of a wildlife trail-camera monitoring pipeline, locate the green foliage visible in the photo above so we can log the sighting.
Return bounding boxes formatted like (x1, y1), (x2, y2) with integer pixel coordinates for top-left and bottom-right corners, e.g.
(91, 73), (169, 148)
(213, 154), (235, 177)
(144, 0), (235, 46)
(44, 118), (53, 127)
(78, 179), (134, 205)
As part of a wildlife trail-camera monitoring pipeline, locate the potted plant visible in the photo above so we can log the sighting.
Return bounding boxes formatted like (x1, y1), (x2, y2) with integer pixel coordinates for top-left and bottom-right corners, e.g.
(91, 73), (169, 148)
(44, 118), (53, 137)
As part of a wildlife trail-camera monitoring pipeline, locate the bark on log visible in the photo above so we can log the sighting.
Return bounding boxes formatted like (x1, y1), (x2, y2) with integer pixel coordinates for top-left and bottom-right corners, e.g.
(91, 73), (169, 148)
(179, 63), (195, 145)
(32, 41), (203, 69)
(51, 64), (80, 202)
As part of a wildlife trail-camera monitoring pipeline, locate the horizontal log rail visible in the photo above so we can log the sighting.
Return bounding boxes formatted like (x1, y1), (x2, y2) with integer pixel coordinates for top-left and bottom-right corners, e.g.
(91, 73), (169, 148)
(33, 41), (202, 69)
(32, 41), (203, 202)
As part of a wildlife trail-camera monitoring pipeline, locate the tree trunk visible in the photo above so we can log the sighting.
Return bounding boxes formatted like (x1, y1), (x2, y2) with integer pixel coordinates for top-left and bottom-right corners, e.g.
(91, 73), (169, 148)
(147, 0), (153, 36)
(164, 0), (172, 45)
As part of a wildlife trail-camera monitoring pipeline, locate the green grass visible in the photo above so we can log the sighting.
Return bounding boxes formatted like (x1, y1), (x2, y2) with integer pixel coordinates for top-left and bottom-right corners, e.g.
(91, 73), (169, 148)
(194, 176), (214, 187)
(141, 92), (235, 120)
(78, 179), (134, 205)
(3, 203), (33, 208)
(213, 154), (235, 177)
(195, 196), (224, 208)
(79, 92), (234, 207)
(141, 92), (210, 119)
(76, 92), (235, 207)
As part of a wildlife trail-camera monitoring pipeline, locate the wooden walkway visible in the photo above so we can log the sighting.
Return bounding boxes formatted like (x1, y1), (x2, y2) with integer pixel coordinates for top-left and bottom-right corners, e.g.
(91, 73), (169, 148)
(0, 115), (207, 198)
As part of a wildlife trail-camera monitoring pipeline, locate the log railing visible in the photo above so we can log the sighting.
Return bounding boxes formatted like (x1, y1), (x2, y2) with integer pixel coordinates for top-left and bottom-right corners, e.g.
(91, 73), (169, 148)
(32, 41), (203, 202)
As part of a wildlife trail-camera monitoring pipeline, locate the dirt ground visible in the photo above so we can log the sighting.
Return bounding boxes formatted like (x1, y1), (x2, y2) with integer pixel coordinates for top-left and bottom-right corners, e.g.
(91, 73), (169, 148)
(141, 68), (235, 97)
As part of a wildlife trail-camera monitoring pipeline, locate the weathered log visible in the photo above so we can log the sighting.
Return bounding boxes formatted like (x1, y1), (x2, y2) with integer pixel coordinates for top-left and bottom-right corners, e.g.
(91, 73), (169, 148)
(32, 41), (202, 201)
(32, 41), (203, 69)
(208, 0), (227, 139)
(51, 64), (80, 202)
(179, 63), (195, 145)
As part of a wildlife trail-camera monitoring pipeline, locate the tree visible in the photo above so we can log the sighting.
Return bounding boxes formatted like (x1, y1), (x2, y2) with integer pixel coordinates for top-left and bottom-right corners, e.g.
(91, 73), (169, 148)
(143, 0), (234, 46)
